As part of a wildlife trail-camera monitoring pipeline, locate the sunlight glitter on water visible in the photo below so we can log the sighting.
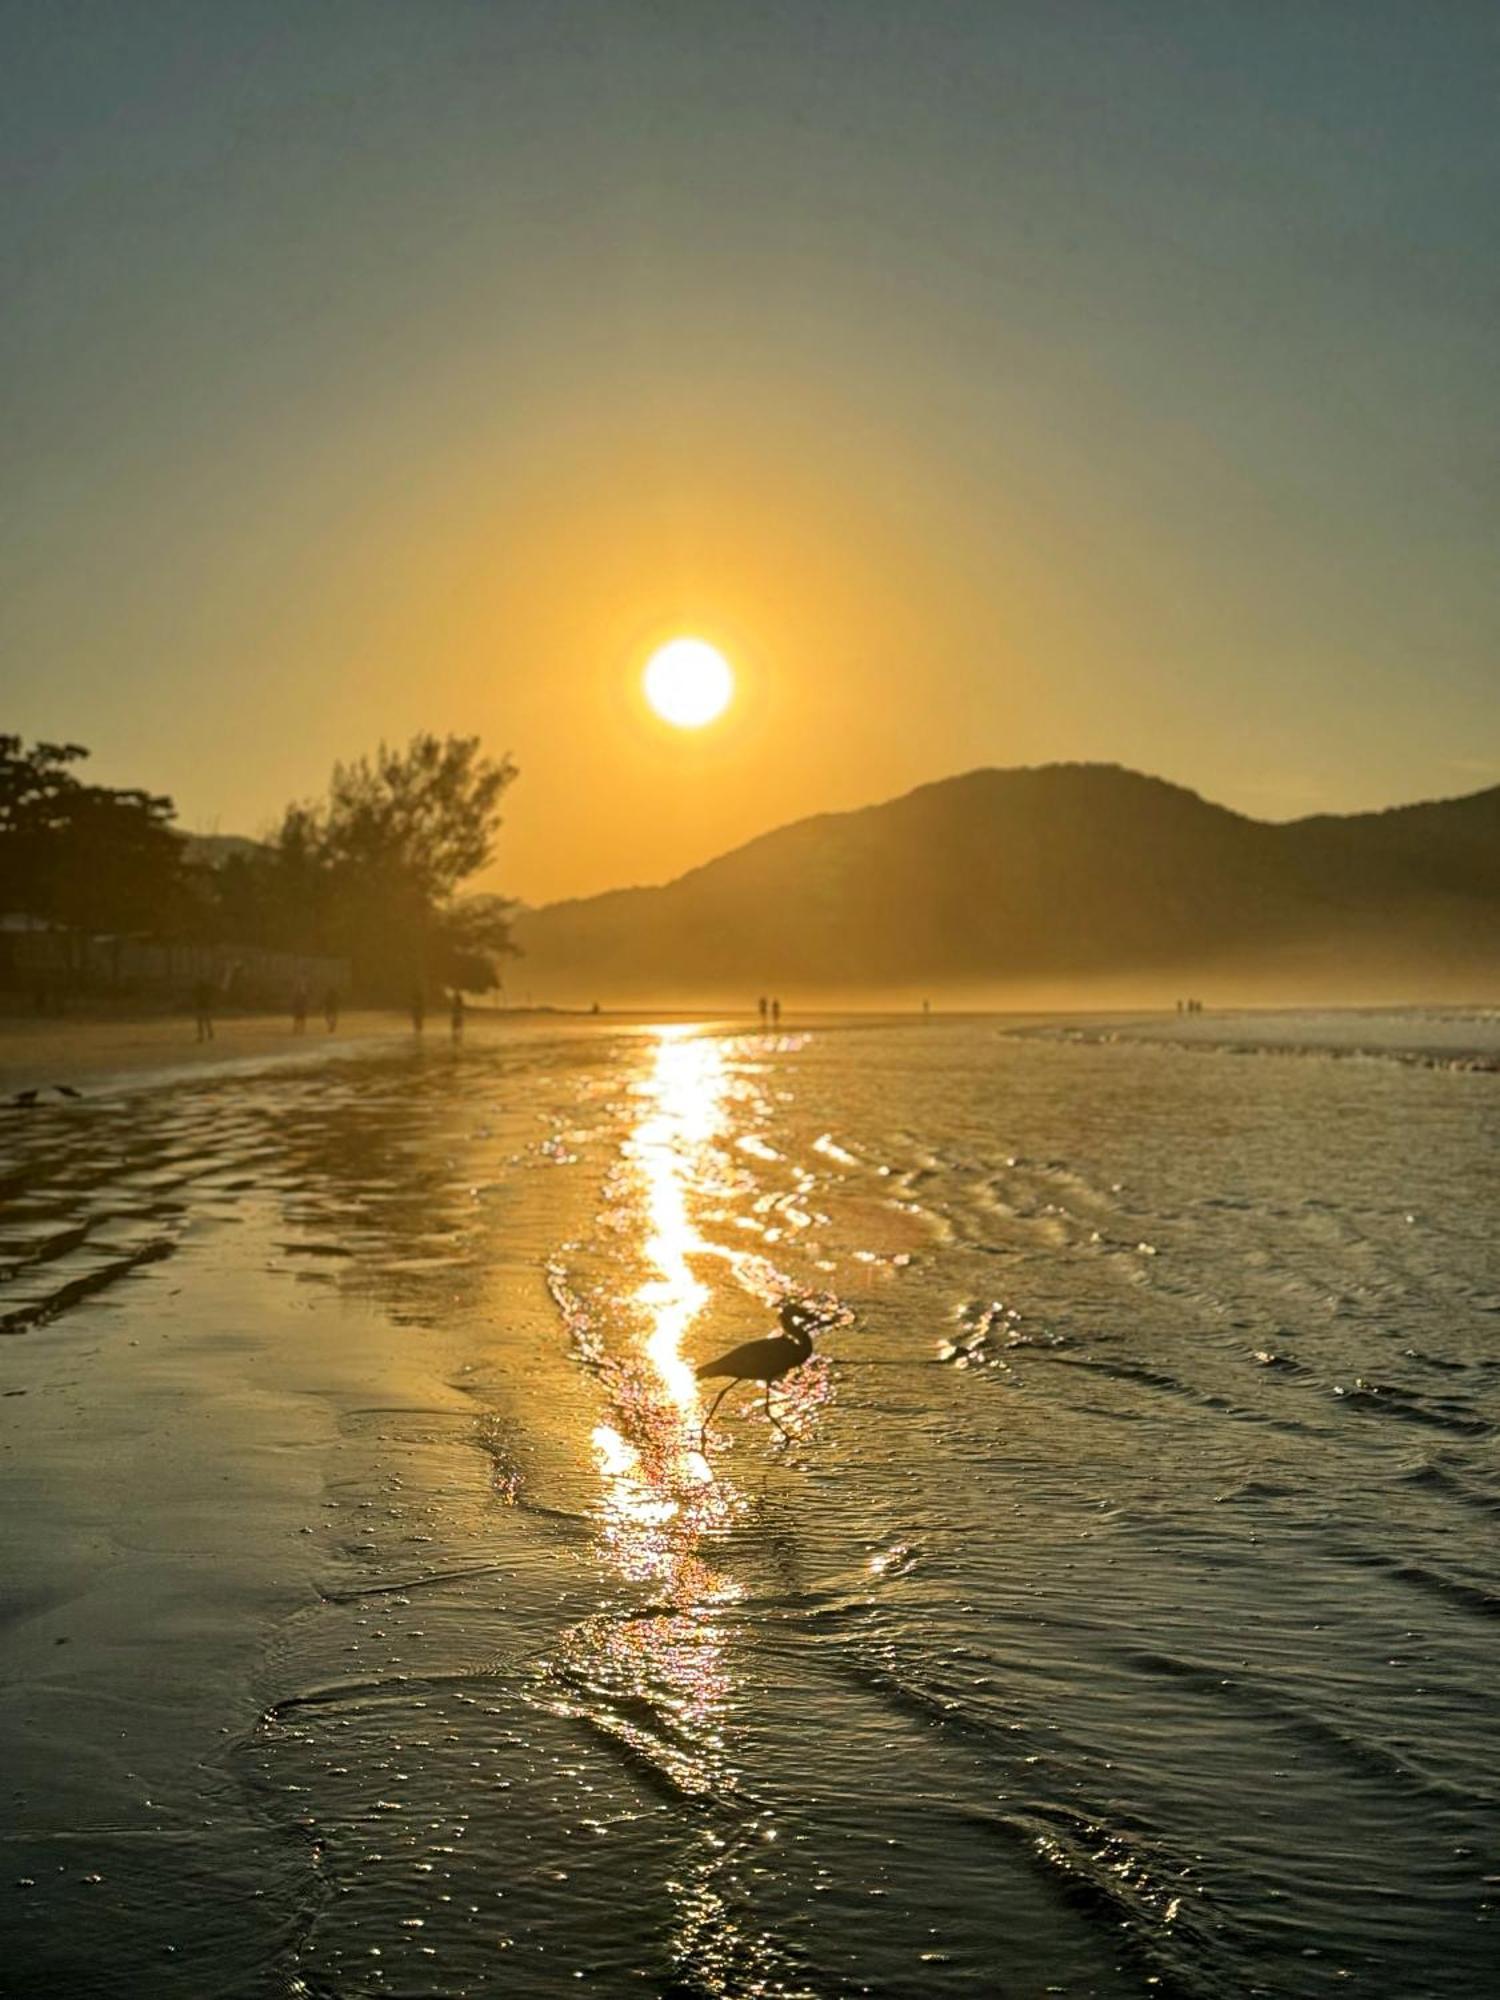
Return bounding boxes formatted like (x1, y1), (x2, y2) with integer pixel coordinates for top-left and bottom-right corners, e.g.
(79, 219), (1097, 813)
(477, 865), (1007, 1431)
(10, 1016), (1495, 1998)
(587, 1029), (749, 1587)
(572, 1028), (754, 1973)
(624, 1029), (729, 1443)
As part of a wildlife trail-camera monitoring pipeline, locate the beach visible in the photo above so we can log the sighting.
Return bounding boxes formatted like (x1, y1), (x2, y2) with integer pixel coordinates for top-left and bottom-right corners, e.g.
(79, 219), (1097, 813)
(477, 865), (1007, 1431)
(0, 1008), (430, 1096)
(1, 1012), (1496, 1997)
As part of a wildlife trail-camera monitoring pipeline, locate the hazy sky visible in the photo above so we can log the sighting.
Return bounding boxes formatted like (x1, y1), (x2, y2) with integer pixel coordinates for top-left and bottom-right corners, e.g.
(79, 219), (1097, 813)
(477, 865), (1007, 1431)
(4, 1), (1496, 902)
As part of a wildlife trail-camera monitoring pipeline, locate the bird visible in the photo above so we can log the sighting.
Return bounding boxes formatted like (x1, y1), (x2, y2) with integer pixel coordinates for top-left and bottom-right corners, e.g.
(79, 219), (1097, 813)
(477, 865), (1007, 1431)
(53, 1084), (81, 1099)
(696, 1297), (823, 1446)
(10, 1089), (39, 1108)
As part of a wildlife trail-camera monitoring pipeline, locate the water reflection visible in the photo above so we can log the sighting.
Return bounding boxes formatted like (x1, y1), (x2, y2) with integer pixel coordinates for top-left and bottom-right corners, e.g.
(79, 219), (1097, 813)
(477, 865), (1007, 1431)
(570, 1029), (799, 1991)
(592, 1028), (726, 1477)
(589, 1025), (742, 1598)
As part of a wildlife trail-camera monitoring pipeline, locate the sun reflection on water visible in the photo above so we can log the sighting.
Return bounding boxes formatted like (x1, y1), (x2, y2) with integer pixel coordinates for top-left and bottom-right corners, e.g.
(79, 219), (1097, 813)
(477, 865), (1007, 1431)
(586, 1027), (738, 1505)
(583, 1031), (777, 1980)
(589, 1025), (746, 1597)
(543, 1028), (826, 1993)
(630, 1028), (725, 1423)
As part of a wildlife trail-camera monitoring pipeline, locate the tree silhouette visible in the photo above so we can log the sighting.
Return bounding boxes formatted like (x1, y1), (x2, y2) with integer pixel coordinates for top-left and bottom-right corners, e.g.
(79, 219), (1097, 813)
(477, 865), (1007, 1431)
(0, 735), (186, 939)
(271, 734), (519, 995)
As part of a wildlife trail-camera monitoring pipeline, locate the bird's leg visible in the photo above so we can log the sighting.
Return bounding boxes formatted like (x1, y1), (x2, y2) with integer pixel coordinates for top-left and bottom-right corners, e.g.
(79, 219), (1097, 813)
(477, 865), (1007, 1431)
(697, 1380), (736, 1452)
(764, 1382), (795, 1442)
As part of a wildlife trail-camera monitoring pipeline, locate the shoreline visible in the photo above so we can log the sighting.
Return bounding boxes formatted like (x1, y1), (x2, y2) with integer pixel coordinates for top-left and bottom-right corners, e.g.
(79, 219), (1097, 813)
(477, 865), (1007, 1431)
(0, 1003), (676, 1096)
(0, 1007), (417, 1095)
(4, 998), (1496, 1102)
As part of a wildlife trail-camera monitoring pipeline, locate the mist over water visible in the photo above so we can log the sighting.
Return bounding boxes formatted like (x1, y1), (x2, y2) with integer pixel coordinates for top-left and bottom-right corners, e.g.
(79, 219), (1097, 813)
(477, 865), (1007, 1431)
(2, 1015), (1497, 1997)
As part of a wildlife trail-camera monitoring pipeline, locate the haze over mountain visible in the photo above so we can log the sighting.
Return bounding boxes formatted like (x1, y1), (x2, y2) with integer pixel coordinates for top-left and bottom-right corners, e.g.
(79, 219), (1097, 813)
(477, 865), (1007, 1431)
(513, 765), (1500, 1009)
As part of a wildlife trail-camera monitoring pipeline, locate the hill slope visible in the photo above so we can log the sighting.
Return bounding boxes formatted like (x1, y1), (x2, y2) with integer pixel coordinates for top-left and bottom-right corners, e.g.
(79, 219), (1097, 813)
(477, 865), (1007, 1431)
(513, 764), (1500, 1006)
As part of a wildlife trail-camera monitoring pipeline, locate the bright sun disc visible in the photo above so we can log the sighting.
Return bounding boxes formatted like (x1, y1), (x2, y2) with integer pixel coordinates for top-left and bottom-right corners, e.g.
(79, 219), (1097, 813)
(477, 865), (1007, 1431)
(643, 638), (734, 729)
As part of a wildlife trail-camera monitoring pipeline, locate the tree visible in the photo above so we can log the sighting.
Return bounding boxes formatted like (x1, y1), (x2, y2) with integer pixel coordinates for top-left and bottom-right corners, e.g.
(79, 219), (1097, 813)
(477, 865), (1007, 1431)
(432, 893), (517, 993)
(273, 734), (518, 995)
(1, 737), (89, 918)
(0, 734), (187, 938)
(317, 735), (516, 901)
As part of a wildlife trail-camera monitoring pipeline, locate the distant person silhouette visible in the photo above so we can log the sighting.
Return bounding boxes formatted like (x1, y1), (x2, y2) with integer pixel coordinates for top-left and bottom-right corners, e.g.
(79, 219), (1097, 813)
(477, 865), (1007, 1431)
(193, 977), (215, 1042)
(450, 988), (465, 1039)
(291, 979), (309, 1034)
(323, 986), (340, 1033)
(411, 985), (426, 1034)
(771, 997), (781, 1028)
(758, 995), (768, 1026)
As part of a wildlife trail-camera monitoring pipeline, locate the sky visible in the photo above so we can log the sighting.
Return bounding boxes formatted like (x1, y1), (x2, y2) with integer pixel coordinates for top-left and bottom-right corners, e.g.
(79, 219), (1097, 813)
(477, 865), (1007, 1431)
(3, 0), (1497, 904)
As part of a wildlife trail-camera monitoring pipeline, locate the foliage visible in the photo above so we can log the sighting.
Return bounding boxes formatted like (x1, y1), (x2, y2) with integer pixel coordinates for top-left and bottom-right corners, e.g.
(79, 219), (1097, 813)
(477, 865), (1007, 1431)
(258, 735), (519, 995)
(0, 729), (517, 999)
(0, 734), (189, 938)
(434, 893), (516, 994)
(317, 736), (514, 902)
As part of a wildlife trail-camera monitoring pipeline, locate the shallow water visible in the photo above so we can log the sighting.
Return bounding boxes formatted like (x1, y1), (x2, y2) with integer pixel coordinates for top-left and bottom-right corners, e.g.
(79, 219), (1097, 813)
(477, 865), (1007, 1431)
(1, 1015), (1497, 1997)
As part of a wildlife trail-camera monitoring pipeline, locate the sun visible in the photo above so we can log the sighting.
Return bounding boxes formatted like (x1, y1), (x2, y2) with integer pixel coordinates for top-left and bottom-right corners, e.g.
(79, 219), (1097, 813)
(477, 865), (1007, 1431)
(642, 638), (734, 729)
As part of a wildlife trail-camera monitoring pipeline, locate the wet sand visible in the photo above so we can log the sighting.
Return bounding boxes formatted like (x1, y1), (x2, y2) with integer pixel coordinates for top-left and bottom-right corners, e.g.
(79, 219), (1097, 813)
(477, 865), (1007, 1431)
(0, 1029), (595, 1992)
(0, 1008), (414, 1095)
(0, 1005), (749, 1100)
(2, 1016), (1496, 1997)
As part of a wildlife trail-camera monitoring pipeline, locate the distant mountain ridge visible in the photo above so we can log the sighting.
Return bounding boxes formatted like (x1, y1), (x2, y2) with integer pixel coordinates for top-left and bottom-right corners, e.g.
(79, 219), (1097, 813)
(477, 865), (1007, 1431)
(181, 832), (270, 868)
(513, 764), (1500, 1006)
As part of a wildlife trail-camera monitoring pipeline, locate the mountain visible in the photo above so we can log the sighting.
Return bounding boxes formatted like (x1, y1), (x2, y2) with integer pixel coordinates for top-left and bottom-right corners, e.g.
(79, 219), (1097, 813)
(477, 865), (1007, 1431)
(513, 764), (1500, 1007)
(181, 833), (269, 868)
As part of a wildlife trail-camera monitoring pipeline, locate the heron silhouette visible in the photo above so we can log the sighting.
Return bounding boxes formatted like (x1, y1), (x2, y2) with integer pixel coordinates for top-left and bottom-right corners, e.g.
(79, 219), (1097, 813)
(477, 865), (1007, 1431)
(696, 1298), (823, 1446)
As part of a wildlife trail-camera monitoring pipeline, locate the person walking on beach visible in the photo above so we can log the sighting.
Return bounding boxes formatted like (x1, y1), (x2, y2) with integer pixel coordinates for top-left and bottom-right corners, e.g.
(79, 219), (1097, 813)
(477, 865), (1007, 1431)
(411, 985), (426, 1034)
(758, 995), (768, 1027)
(193, 976), (216, 1042)
(323, 986), (340, 1033)
(450, 988), (465, 1039)
(291, 978), (309, 1034)
(771, 997), (781, 1028)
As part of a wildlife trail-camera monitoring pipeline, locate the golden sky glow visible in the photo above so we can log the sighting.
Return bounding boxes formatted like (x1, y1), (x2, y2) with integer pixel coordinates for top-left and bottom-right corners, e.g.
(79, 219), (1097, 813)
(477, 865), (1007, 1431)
(4, 8), (1496, 904)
